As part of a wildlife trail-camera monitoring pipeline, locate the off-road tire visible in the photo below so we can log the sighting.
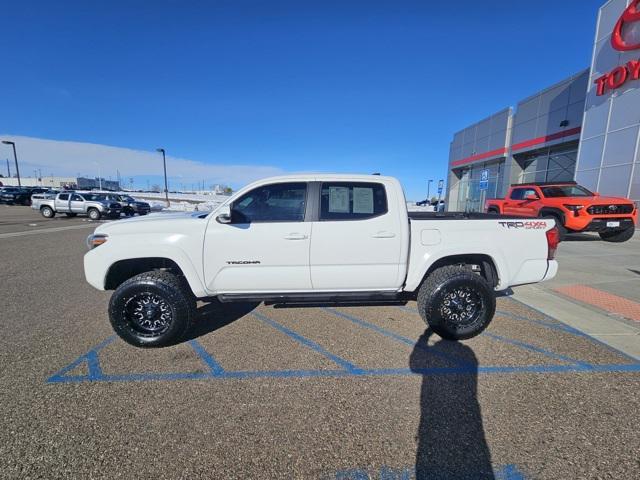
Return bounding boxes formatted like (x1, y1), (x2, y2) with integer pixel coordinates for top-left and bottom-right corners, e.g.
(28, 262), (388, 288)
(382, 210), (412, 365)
(41, 206), (55, 218)
(417, 265), (496, 340)
(109, 270), (196, 348)
(87, 208), (101, 220)
(487, 207), (500, 215)
(599, 227), (635, 243)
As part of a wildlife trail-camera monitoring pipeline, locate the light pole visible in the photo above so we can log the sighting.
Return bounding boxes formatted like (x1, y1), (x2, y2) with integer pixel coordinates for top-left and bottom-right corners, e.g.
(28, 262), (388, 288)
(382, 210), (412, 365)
(156, 148), (170, 206)
(94, 162), (102, 190)
(427, 179), (433, 200)
(2, 140), (21, 187)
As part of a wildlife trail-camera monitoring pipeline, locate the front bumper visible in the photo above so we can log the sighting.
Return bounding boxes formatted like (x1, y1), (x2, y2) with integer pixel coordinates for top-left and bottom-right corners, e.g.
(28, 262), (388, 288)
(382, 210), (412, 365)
(582, 217), (635, 232)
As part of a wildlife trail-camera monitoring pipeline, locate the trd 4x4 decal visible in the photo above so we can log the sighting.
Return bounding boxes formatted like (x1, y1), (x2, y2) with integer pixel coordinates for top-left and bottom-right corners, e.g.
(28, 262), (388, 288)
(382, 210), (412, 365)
(498, 221), (548, 230)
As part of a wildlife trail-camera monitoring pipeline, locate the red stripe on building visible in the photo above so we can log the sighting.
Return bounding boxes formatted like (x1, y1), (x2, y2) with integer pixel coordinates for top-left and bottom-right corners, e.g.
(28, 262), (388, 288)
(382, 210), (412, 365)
(451, 147), (508, 167)
(511, 127), (582, 152)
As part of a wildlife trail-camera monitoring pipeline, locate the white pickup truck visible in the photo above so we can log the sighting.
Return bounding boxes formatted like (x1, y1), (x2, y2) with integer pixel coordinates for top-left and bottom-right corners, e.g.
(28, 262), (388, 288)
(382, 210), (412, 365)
(84, 174), (559, 347)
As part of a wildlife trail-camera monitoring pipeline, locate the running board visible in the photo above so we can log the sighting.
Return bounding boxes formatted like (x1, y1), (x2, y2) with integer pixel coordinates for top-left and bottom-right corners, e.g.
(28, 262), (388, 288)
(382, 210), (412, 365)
(217, 291), (408, 306)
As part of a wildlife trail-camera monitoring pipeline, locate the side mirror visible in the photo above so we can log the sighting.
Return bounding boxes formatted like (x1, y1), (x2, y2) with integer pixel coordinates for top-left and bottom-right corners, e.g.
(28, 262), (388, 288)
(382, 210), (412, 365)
(216, 205), (232, 224)
(525, 194), (539, 201)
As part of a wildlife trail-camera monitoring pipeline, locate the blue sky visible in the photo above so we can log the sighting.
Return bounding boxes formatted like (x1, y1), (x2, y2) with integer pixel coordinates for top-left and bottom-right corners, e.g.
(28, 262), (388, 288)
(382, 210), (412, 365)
(0, 0), (604, 199)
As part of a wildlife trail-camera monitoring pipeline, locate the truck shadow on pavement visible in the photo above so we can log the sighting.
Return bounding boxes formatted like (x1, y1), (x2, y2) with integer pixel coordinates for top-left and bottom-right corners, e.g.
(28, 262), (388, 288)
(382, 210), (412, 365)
(410, 329), (495, 480)
(180, 301), (259, 343)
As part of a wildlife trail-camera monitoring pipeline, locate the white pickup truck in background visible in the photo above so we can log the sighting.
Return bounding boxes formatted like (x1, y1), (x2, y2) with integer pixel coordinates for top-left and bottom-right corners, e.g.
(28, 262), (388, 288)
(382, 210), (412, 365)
(84, 174), (559, 347)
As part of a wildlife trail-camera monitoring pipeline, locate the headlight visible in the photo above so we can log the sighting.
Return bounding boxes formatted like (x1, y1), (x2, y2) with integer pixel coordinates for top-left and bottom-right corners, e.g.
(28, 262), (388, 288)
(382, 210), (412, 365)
(563, 204), (584, 216)
(86, 234), (108, 250)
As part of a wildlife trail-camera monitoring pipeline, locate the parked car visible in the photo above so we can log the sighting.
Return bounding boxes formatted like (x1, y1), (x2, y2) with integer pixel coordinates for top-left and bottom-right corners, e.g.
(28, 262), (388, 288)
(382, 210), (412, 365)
(0, 187), (32, 205)
(103, 194), (150, 216)
(84, 174), (559, 347)
(32, 192), (122, 220)
(485, 181), (637, 242)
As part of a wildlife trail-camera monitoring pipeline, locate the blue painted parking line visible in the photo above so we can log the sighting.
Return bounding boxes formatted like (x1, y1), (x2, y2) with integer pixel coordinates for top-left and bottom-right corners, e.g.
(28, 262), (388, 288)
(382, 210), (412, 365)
(324, 307), (474, 367)
(333, 463), (526, 479)
(188, 339), (225, 376)
(47, 306), (640, 384)
(252, 311), (363, 373)
(482, 332), (592, 368)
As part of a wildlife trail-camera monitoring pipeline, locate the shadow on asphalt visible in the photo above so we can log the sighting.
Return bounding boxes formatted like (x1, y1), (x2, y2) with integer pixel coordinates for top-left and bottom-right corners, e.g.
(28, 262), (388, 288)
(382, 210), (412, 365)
(562, 233), (601, 242)
(181, 301), (259, 342)
(410, 330), (494, 479)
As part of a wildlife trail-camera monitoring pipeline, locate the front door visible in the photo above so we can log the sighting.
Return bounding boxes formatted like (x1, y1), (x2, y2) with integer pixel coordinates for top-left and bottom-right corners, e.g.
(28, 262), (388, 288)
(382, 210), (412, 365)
(310, 181), (403, 291)
(70, 194), (85, 213)
(203, 182), (312, 293)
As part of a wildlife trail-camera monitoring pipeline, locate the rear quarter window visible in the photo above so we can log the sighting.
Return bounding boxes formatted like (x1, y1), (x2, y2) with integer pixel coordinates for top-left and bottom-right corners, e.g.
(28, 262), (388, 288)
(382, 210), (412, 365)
(320, 182), (388, 221)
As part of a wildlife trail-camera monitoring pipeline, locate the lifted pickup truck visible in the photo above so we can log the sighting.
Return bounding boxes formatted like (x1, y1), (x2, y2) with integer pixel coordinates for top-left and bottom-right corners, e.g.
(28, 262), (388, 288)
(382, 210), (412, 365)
(486, 181), (637, 242)
(84, 174), (559, 347)
(32, 192), (122, 220)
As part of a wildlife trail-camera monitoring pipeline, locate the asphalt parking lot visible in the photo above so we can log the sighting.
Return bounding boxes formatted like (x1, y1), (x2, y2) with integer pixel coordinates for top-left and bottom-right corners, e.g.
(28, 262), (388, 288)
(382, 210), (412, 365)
(1, 206), (639, 479)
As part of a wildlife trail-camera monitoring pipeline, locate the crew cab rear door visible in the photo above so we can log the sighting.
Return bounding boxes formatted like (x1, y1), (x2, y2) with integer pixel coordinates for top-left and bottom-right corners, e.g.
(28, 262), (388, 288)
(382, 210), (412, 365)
(203, 181), (312, 293)
(54, 193), (71, 212)
(309, 181), (403, 290)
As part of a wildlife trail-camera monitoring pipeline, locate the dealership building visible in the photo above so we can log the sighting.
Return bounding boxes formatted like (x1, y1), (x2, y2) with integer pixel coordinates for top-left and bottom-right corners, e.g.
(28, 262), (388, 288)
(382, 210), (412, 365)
(446, 0), (640, 211)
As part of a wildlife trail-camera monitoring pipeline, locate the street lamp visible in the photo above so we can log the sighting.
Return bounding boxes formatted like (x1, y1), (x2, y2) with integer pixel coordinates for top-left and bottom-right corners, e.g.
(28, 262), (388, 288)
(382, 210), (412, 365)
(2, 140), (21, 187)
(427, 179), (433, 200)
(156, 148), (170, 206)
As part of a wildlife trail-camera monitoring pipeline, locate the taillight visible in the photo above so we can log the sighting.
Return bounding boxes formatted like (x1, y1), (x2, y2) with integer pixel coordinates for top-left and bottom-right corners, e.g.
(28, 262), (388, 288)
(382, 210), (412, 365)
(546, 227), (560, 260)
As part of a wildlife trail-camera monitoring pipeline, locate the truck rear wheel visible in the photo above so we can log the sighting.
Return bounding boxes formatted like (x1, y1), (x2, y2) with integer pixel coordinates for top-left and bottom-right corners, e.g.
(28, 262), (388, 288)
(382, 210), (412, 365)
(417, 265), (496, 341)
(109, 271), (196, 348)
(87, 208), (101, 220)
(599, 227), (635, 243)
(41, 206), (55, 218)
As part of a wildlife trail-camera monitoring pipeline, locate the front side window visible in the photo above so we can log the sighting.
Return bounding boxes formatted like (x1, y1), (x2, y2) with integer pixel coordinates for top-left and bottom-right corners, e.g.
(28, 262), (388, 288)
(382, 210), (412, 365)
(231, 182), (307, 223)
(320, 182), (387, 221)
(71, 194), (83, 201)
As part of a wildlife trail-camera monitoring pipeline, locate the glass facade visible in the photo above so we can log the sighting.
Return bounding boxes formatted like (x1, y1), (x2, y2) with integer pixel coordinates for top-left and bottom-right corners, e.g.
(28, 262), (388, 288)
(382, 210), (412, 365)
(516, 145), (578, 184)
(453, 160), (505, 212)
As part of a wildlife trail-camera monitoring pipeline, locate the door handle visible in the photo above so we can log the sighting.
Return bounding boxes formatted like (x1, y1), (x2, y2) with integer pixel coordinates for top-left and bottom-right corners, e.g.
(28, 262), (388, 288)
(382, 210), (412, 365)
(284, 233), (308, 240)
(371, 231), (396, 238)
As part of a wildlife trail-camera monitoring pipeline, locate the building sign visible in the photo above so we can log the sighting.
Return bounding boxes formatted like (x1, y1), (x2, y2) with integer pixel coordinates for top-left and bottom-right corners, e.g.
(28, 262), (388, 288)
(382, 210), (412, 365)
(595, 0), (640, 96)
(479, 170), (489, 191)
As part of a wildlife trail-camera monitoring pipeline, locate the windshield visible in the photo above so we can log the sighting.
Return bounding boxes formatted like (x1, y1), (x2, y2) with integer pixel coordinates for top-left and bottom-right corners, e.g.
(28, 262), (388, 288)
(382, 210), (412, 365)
(121, 195), (135, 202)
(541, 185), (593, 198)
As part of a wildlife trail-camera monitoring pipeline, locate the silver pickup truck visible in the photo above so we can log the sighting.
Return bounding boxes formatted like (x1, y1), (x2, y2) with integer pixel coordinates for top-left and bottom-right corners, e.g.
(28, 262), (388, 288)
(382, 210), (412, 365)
(32, 192), (122, 220)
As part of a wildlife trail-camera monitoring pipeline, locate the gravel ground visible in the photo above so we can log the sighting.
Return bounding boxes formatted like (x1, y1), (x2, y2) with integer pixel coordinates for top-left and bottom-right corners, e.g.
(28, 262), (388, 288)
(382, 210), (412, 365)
(1, 206), (638, 479)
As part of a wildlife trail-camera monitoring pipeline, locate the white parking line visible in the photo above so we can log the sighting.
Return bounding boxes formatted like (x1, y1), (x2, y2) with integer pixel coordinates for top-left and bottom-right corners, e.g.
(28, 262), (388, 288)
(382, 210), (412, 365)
(0, 224), (96, 239)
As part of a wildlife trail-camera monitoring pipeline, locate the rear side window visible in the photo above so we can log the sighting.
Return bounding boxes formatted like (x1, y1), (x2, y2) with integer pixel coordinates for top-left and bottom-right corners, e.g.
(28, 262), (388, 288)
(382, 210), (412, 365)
(232, 182), (307, 223)
(58, 193), (69, 200)
(320, 182), (387, 221)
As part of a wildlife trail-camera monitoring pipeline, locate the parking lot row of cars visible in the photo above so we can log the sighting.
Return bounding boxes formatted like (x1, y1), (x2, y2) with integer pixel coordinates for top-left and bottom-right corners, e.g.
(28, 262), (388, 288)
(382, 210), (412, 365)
(0, 186), (152, 221)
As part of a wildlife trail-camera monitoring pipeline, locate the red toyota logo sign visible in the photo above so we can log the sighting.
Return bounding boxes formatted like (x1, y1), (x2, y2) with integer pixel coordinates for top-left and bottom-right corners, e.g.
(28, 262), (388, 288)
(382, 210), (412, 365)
(612, 0), (640, 51)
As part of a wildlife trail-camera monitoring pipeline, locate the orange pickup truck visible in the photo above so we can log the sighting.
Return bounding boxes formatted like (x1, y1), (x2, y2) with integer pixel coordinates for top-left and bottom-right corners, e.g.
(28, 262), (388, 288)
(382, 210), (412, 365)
(485, 181), (637, 242)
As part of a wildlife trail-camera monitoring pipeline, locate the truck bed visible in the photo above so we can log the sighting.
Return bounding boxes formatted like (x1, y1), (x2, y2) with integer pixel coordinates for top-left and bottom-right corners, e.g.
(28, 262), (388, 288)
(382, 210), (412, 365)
(408, 211), (532, 221)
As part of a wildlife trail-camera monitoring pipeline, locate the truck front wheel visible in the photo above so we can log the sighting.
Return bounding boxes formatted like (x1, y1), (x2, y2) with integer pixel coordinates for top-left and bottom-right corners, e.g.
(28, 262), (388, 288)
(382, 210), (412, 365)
(87, 208), (101, 220)
(599, 226), (635, 243)
(417, 265), (496, 341)
(108, 271), (196, 347)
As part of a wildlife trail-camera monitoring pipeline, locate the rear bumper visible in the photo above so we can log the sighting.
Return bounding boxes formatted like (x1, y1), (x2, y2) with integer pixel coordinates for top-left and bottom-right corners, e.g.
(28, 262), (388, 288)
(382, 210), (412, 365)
(581, 217), (635, 232)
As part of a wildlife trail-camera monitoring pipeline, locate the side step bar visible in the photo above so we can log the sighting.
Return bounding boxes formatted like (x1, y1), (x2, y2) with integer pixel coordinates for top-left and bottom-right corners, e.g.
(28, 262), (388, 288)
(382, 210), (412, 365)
(216, 291), (409, 307)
